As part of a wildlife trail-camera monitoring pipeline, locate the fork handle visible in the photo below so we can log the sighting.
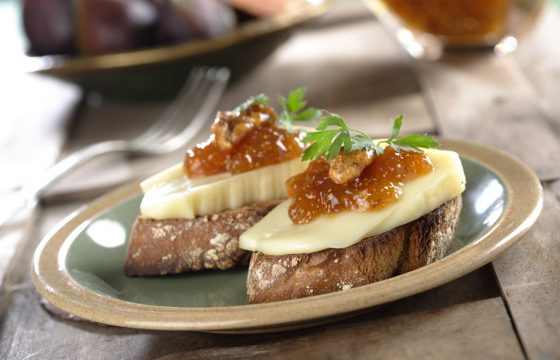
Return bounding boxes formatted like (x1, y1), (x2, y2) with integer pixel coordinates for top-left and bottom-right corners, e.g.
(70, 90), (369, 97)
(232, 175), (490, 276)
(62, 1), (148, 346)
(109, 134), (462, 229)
(28, 139), (131, 196)
(0, 140), (130, 229)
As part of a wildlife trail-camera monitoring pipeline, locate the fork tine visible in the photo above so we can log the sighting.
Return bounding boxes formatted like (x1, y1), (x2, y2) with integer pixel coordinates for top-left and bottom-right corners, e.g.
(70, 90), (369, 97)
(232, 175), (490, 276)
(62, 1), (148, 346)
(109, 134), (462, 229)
(138, 68), (218, 146)
(137, 67), (230, 153)
(135, 67), (207, 144)
(157, 67), (230, 152)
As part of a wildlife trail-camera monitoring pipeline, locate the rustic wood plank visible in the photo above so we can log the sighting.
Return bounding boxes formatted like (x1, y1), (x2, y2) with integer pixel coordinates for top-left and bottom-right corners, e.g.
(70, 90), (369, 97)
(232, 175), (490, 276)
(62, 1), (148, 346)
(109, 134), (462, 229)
(412, 10), (560, 355)
(515, 3), (560, 124)
(418, 28), (560, 357)
(158, 299), (522, 360)
(417, 52), (560, 181)
(492, 183), (560, 360)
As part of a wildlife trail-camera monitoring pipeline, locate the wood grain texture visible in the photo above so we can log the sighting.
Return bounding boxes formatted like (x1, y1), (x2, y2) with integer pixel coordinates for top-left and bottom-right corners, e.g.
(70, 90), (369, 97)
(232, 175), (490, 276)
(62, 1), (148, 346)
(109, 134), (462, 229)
(515, 3), (560, 125)
(415, 7), (560, 357)
(157, 298), (522, 360)
(492, 183), (560, 360)
(417, 53), (560, 181)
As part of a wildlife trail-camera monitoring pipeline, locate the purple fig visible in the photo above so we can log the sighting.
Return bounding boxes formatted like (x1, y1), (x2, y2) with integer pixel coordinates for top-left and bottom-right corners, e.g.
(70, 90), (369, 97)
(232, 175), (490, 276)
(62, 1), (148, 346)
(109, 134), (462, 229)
(153, 0), (236, 44)
(23, 0), (74, 55)
(76, 0), (158, 55)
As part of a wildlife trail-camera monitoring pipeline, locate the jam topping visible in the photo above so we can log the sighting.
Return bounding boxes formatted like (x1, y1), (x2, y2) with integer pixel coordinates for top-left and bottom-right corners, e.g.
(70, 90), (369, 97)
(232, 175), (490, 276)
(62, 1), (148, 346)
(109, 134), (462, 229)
(381, 0), (509, 46)
(183, 103), (303, 177)
(286, 147), (434, 224)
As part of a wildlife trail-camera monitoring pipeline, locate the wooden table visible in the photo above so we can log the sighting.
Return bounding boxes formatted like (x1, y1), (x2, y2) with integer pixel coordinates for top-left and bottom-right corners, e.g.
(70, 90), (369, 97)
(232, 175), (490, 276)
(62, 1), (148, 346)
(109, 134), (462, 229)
(1, 3), (559, 359)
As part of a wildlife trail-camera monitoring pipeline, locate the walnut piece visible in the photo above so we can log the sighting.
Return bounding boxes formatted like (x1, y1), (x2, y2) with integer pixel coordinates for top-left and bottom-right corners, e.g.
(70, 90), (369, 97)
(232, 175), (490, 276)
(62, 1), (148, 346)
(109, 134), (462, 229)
(329, 150), (373, 184)
(211, 104), (276, 150)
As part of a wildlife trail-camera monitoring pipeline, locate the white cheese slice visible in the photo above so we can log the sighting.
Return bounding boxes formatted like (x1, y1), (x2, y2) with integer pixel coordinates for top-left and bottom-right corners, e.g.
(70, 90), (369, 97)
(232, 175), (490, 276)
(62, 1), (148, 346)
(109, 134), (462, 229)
(140, 163), (231, 191)
(239, 149), (466, 255)
(140, 158), (308, 219)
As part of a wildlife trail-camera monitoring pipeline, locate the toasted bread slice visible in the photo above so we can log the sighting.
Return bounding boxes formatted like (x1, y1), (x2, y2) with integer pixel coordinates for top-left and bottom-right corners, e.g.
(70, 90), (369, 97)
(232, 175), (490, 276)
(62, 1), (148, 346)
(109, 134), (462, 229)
(125, 200), (281, 276)
(247, 196), (462, 303)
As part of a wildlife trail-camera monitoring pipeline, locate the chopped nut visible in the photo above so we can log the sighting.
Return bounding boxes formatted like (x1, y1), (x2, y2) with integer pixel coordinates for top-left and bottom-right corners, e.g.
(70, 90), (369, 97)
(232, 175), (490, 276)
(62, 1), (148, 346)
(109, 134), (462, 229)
(211, 104), (276, 150)
(231, 121), (255, 144)
(211, 112), (235, 150)
(329, 150), (374, 184)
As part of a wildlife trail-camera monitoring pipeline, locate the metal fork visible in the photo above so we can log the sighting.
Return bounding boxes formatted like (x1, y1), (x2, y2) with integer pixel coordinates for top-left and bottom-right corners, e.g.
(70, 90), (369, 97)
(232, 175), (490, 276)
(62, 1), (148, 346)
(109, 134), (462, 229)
(0, 67), (230, 228)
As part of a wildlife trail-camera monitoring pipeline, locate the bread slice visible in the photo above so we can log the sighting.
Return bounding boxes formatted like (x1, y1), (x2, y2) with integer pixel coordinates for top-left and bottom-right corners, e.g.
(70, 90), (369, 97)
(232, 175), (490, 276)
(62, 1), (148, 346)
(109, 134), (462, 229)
(125, 200), (281, 276)
(247, 196), (462, 303)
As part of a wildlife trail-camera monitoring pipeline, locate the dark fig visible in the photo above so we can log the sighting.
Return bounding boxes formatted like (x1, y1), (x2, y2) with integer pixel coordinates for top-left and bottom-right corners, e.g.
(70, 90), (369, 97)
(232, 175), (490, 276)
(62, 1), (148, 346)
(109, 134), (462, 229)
(76, 0), (158, 55)
(23, 0), (74, 55)
(153, 0), (236, 44)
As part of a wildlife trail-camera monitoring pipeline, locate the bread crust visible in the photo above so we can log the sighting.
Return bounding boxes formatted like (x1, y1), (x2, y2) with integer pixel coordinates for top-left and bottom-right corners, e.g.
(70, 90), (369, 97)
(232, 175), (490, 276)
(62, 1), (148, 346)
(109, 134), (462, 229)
(247, 197), (462, 304)
(125, 200), (280, 276)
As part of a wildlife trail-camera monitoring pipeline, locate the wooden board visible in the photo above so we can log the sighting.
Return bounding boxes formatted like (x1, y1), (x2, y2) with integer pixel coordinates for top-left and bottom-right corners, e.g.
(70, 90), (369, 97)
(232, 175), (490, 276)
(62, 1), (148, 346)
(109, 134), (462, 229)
(492, 184), (560, 360)
(417, 53), (560, 181)
(156, 299), (523, 360)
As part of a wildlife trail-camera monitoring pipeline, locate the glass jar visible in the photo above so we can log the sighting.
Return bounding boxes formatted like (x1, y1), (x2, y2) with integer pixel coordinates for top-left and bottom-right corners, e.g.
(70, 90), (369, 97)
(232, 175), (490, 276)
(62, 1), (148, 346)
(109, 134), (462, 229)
(364, 0), (545, 60)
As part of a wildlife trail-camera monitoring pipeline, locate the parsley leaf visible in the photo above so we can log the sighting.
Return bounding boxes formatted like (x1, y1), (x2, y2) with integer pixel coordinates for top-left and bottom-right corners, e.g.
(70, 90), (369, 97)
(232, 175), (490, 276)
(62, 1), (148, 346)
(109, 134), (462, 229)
(302, 114), (439, 161)
(391, 134), (440, 151)
(279, 87), (321, 130)
(389, 114), (403, 141)
(233, 94), (270, 114)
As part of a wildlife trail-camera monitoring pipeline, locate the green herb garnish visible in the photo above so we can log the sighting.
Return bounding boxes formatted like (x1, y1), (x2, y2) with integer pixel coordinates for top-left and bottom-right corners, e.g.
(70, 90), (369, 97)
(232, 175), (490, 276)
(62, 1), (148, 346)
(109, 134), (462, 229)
(231, 89), (438, 162)
(233, 93), (270, 114)
(302, 114), (440, 161)
(278, 87), (321, 131)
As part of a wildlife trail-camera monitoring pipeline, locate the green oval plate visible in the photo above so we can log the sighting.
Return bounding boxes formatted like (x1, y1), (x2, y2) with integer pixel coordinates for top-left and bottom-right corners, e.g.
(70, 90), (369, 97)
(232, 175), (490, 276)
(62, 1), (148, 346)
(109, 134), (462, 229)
(32, 139), (542, 333)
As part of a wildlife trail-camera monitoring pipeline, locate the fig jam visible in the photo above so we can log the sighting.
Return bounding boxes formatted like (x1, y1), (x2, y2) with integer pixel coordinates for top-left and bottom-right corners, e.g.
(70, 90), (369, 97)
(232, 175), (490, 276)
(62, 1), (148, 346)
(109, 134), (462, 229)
(286, 147), (434, 224)
(228, 125), (302, 174)
(183, 105), (302, 177)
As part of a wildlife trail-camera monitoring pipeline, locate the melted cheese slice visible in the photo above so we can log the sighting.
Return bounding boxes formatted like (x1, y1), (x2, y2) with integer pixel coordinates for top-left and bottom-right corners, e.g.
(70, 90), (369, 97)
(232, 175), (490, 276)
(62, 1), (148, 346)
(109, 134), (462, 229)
(239, 149), (466, 255)
(140, 158), (307, 219)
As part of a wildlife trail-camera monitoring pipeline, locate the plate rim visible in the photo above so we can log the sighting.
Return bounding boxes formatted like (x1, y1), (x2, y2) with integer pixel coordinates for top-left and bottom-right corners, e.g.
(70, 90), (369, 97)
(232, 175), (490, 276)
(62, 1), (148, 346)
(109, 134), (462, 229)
(31, 138), (543, 332)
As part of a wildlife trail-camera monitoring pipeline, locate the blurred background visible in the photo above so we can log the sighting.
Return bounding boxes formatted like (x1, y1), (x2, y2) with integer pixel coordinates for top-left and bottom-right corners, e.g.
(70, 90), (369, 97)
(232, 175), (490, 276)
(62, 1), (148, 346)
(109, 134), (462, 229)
(1, 0), (330, 99)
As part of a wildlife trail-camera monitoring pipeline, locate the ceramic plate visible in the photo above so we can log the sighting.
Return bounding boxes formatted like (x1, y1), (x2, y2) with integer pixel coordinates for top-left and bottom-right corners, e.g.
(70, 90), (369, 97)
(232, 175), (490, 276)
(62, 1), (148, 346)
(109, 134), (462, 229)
(32, 139), (542, 333)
